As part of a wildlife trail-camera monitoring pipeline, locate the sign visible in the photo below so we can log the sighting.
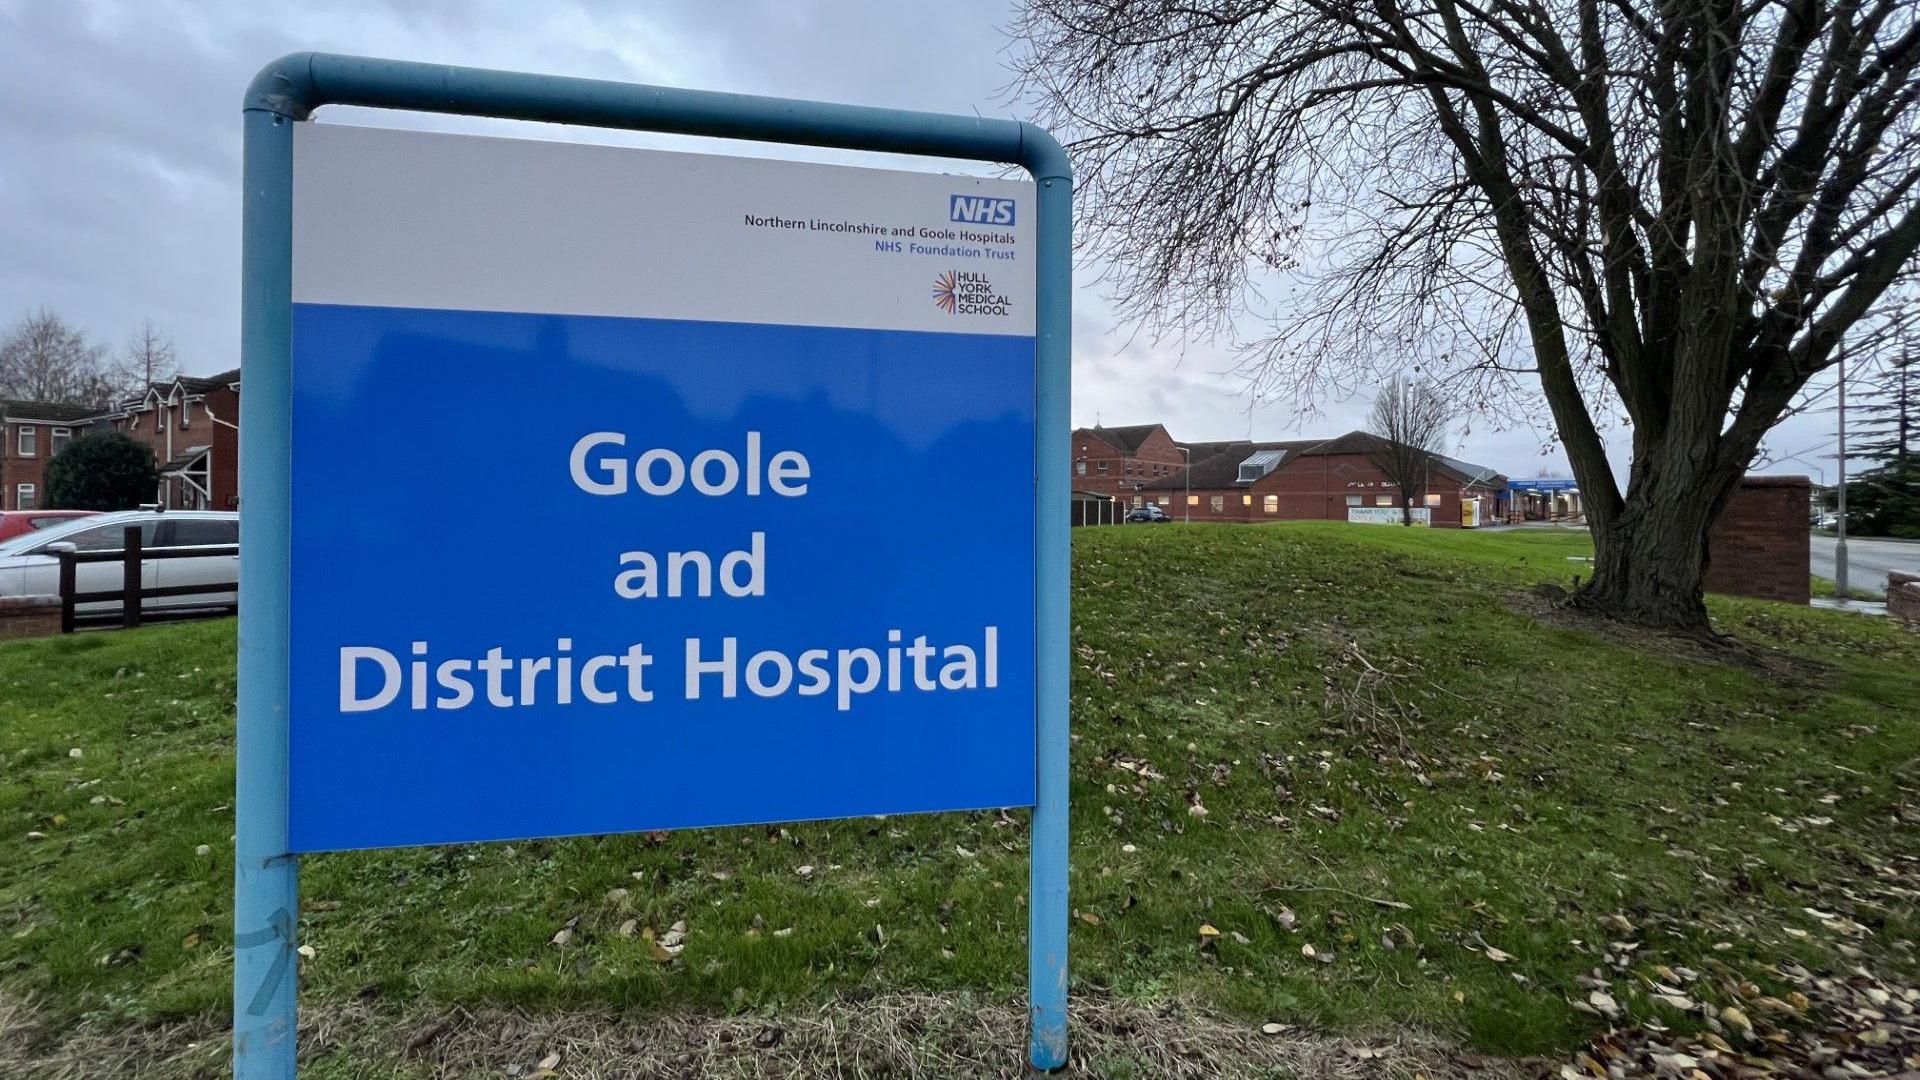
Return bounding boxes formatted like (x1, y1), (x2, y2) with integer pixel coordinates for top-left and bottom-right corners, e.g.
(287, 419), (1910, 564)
(1508, 477), (1580, 491)
(1349, 507), (1430, 526)
(286, 125), (1038, 851)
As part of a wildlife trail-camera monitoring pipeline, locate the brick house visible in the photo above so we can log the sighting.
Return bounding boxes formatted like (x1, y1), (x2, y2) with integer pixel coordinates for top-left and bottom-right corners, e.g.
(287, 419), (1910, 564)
(0, 400), (98, 511)
(1133, 430), (1508, 528)
(1072, 424), (1189, 500)
(95, 370), (242, 510)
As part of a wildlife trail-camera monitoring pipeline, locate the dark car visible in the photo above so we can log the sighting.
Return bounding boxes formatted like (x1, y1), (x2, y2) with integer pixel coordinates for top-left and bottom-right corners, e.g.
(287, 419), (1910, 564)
(1125, 505), (1172, 523)
(0, 509), (97, 543)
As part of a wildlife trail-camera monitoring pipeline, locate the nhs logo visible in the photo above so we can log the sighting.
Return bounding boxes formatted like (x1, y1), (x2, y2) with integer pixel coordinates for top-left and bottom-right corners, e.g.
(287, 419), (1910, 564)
(949, 195), (1017, 227)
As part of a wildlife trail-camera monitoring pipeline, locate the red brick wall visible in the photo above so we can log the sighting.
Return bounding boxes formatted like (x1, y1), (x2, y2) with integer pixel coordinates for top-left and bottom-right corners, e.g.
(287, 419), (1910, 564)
(115, 385), (241, 510)
(1136, 453), (1503, 526)
(1704, 476), (1810, 604)
(0, 421), (81, 510)
(1072, 427), (1187, 499)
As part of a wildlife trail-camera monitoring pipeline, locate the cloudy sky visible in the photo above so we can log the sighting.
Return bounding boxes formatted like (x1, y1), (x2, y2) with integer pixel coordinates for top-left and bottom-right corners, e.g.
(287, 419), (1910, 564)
(0, 0), (1848, 485)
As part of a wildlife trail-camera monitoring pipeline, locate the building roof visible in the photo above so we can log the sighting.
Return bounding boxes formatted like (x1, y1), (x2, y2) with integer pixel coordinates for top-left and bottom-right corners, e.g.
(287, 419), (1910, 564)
(1142, 430), (1507, 491)
(1, 399), (98, 423)
(161, 445), (212, 473)
(1140, 439), (1322, 490)
(1077, 423), (1167, 454)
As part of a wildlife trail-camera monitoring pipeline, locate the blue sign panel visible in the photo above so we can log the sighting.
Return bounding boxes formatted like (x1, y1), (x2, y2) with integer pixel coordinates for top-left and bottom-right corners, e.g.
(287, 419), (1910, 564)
(285, 126), (1038, 852)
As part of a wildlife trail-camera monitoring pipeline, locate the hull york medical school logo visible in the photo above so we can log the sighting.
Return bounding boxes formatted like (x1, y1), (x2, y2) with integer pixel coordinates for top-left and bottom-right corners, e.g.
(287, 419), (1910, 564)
(931, 271), (1014, 317)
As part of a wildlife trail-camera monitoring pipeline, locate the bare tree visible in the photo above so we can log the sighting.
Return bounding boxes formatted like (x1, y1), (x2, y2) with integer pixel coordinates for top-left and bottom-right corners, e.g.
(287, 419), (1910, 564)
(1367, 376), (1455, 524)
(1012, 0), (1920, 634)
(116, 319), (178, 397)
(0, 309), (114, 406)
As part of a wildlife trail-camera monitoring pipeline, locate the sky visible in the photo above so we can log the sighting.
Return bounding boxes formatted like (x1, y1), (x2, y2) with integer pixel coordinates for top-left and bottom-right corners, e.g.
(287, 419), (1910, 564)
(0, 0), (1853, 486)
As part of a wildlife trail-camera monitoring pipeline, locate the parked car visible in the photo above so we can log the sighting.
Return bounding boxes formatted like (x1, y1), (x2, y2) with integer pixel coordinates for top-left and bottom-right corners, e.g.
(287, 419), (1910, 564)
(0, 509), (98, 543)
(1125, 505), (1172, 523)
(0, 510), (238, 620)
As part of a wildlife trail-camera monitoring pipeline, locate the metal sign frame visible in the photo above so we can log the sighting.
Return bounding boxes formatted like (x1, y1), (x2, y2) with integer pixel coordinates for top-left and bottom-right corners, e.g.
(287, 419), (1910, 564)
(236, 52), (1072, 1078)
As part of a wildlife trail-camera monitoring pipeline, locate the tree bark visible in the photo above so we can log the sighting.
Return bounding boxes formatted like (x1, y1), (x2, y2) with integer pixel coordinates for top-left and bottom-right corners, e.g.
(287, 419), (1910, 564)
(1571, 455), (1744, 635)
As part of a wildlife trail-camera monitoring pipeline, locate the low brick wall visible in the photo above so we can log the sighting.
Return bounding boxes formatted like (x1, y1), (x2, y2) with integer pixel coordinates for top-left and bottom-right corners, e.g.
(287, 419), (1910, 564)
(1704, 476), (1811, 605)
(0, 595), (61, 641)
(1890, 572), (1920, 624)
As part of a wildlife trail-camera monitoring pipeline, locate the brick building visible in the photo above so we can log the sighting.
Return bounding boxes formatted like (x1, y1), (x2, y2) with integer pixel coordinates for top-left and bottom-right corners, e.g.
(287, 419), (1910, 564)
(1131, 430), (1508, 528)
(0, 400), (98, 511)
(1072, 424), (1189, 500)
(95, 370), (242, 510)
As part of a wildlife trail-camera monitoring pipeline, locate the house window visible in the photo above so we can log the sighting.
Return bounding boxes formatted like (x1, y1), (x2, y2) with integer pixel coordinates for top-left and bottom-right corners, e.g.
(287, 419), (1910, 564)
(1375, 495), (1393, 506)
(1241, 494), (1252, 506)
(16, 426), (35, 457)
(15, 484), (34, 510)
(1210, 495), (1224, 512)
(1157, 496), (1170, 506)
(1345, 495), (1362, 507)
(180, 401), (193, 428)
(1187, 495), (1199, 506)
(1264, 495), (1279, 514)
(1424, 493), (1443, 507)
(1097, 462), (1109, 474)
(1075, 458), (1086, 475)
(51, 428), (71, 456)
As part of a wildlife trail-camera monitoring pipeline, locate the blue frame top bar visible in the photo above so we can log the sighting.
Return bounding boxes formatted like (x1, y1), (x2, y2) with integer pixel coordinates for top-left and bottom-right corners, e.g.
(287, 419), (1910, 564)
(244, 52), (1070, 180)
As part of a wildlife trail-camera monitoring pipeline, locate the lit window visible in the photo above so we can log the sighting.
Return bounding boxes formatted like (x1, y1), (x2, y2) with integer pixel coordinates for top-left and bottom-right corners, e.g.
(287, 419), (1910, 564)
(51, 428), (70, 456)
(1187, 495), (1199, 506)
(15, 484), (34, 511)
(16, 426), (35, 457)
(1345, 495), (1362, 507)
(1424, 493), (1443, 507)
(1264, 495), (1279, 514)
(1241, 494), (1252, 506)
(1375, 495), (1393, 506)
(1157, 496), (1170, 506)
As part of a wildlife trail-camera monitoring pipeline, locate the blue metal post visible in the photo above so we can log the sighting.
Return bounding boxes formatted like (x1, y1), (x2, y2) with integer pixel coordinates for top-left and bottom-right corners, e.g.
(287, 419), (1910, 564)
(234, 104), (299, 1080)
(1028, 164), (1074, 1072)
(238, 53), (1071, 1075)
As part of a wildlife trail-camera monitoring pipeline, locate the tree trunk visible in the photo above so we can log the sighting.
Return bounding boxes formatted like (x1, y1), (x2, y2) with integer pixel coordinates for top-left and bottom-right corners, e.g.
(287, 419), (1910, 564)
(1571, 461), (1743, 636)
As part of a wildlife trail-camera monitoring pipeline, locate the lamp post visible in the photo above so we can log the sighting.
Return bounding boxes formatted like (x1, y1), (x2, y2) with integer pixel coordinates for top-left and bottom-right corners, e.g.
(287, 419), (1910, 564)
(1180, 446), (1191, 523)
(1836, 344), (1850, 603)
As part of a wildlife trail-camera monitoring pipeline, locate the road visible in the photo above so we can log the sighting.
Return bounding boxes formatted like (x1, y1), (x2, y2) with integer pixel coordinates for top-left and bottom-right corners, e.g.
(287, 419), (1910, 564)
(1809, 533), (1920, 597)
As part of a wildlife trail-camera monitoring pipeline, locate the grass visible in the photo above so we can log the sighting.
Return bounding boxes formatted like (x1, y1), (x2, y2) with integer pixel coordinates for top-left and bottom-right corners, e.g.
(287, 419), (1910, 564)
(2, 521), (1916, 1067)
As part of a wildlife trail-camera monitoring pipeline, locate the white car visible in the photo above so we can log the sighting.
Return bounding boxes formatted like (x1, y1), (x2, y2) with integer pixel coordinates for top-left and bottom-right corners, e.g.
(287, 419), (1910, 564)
(0, 510), (238, 620)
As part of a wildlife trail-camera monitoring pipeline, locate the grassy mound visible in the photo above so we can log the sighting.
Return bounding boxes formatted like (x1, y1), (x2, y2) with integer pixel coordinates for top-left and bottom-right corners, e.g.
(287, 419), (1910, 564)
(2, 522), (1914, 1062)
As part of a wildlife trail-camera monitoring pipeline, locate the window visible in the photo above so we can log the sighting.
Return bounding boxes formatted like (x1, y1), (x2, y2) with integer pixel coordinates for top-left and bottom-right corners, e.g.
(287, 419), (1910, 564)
(1157, 496), (1170, 506)
(16, 426), (35, 457)
(65, 520), (160, 553)
(1075, 459), (1086, 475)
(50, 428), (71, 456)
(1345, 495), (1362, 507)
(1097, 461), (1109, 474)
(1264, 495), (1279, 514)
(1124, 462), (1134, 476)
(1210, 495), (1224, 512)
(1241, 494), (1252, 506)
(1375, 495), (1394, 506)
(162, 518), (238, 548)
(180, 401), (193, 428)
(1424, 493), (1443, 507)
(1131, 496), (1143, 507)
(15, 484), (35, 510)
(1186, 494), (1199, 506)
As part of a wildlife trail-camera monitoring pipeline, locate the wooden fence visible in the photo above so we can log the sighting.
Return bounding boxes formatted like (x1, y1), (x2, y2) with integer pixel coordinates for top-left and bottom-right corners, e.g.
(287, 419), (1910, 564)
(53, 524), (238, 632)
